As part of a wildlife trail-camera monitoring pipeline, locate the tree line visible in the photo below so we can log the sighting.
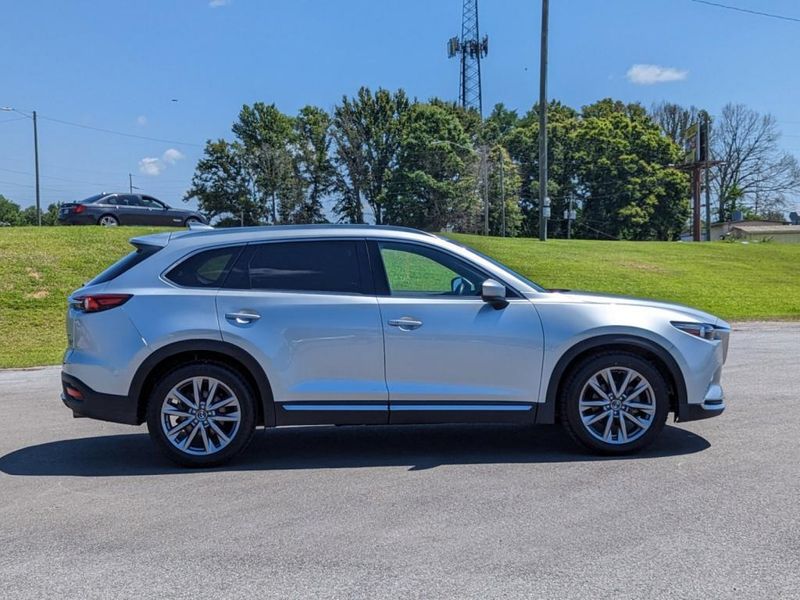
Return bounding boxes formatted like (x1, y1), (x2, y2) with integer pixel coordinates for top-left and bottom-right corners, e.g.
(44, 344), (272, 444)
(187, 89), (799, 240)
(3, 91), (796, 238)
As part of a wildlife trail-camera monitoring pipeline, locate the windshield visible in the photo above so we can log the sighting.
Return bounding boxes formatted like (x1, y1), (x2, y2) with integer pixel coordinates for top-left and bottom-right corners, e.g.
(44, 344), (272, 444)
(440, 236), (546, 293)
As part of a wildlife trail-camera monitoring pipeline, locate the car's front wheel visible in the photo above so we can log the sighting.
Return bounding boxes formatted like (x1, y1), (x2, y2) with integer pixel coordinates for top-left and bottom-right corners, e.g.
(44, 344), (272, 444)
(146, 363), (257, 467)
(560, 352), (668, 454)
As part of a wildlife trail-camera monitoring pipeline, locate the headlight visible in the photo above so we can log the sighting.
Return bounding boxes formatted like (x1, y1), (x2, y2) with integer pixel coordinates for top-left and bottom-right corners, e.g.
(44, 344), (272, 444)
(671, 321), (718, 340)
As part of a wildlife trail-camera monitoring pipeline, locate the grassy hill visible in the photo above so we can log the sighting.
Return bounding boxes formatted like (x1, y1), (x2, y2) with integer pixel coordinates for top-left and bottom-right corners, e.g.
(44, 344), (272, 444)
(1, 226), (798, 368)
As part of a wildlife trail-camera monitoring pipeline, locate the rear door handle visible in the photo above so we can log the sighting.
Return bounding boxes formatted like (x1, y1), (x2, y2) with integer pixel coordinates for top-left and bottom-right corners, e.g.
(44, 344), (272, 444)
(388, 317), (423, 330)
(225, 311), (261, 325)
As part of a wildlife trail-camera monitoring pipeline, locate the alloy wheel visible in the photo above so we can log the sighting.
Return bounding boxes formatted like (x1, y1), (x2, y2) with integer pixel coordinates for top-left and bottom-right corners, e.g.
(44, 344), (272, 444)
(578, 367), (656, 445)
(159, 376), (242, 456)
(99, 216), (118, 226)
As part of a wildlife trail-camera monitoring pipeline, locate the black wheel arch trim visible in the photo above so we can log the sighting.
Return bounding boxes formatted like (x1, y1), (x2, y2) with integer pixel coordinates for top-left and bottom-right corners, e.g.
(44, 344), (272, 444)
(129, 340), (275, 427)
(534, 334), (687, 424)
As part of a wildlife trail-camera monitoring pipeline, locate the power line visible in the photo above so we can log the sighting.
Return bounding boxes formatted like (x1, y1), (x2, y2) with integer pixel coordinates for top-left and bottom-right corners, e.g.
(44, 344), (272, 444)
(36, 115), (204, 147)
(0, 117), (29, 125)
(690, 0), (800, 23)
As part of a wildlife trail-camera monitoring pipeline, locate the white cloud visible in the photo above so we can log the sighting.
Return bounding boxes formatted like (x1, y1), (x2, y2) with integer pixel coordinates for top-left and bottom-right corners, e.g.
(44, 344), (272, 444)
(626, 64), (688, 85)
(136, 115), (147, 127)
(209, 0), (230, 7)
(139, 148), (186, 176)
(162, 148), (185, 165)
(139, 157), (163, 176)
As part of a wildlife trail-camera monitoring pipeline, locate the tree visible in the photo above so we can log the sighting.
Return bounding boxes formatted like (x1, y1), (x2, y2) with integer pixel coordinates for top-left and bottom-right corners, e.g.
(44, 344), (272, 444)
(487, 145), (523, 236)
(385, 103), (479, 232)
(504, 101), (579, 236)
(184, 139), (262, 226)
(232, 103), (295, 224)
(0, 195), (21, 225)
(289, 106), (334, 224)
(571, 99), (690, 240)
(650, 101), (707, 148)
(332, 87), (409, 224)
(712, 103), (800, 221)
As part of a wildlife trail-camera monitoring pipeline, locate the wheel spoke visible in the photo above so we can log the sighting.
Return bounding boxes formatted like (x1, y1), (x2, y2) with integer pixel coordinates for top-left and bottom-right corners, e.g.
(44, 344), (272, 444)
(210, 412), (240, 423)
(602, 412), (614, 440)
(208, 396), (236, 411)
(199, 425), (210, 453)
(181, 423), (201, 449)
(624, 401), (655, 413)
(163, 407), (192, 418)
(626, 382), (649, 402)
(582, 410), (608, 426)
(623, 411), (650, 429)
(167, 418), (193, 438)
(588, 376), (611, 401)
(603, 369), (620, 397)
(172, 389), (196, 410)
(618, 413), (628, 442)
(192, 378), (203, 406)
(208, 419), (230, 444)
(618, 370), (634, 396)
(206, 380), (219, 404)
(579, 399), (609, 408)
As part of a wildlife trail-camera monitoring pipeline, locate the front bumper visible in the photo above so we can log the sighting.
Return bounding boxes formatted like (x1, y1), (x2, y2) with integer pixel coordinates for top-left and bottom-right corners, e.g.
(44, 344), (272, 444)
(61, 372), (139, 425)
(676, 383), (725, 422)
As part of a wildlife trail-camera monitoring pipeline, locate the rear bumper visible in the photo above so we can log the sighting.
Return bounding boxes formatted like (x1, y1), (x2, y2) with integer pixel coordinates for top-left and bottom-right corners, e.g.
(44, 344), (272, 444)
(676, 383), (725, 422)
(61, 372), (139, 425)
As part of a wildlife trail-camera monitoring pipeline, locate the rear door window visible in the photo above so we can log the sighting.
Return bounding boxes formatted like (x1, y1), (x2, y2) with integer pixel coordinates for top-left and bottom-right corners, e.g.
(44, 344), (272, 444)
(237, 240), (366, 294)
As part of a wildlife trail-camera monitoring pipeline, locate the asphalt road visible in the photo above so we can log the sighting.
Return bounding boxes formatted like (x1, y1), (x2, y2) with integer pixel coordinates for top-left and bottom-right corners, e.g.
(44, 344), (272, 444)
(1, 322), (798, 599)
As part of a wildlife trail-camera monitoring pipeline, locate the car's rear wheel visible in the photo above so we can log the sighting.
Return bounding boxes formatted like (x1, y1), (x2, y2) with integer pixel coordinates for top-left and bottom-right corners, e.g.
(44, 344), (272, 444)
(98, 214), (119, 227)
(146, 363), (256, 467)
(560, 352), (668, 454)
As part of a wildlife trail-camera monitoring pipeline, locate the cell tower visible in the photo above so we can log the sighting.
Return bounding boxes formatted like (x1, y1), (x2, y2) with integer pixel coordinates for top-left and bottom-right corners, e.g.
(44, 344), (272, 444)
(447, 0), (489, 115)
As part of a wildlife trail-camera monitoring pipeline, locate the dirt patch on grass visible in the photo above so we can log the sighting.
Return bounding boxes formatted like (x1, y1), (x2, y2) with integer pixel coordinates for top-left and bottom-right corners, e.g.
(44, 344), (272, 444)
(616, 261), (667, 274)
(26, 269), (43, 280)
(25, 290), (49, 299)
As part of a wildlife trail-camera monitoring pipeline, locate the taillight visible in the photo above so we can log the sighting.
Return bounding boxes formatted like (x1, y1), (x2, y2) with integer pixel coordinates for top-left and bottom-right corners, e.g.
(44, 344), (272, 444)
(73, 294), (132, 313)
(74, 204), (86, 214)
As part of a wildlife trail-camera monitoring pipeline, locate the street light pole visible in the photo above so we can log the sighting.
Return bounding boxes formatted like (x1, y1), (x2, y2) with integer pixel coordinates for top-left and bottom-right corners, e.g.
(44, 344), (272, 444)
(1, 106), (40, 225)
(538, 0), (549, 241)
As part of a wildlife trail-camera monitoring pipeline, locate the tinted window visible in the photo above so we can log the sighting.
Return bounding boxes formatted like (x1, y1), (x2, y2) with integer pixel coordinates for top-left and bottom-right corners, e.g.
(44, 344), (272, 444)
(140, 196), (164, 208)
(166, 246), (242, 288)
(88, 244), (162, 285)
(246, 241), (363, 294)
(79, 193), (108, 204)
(378, 242), (485, 297)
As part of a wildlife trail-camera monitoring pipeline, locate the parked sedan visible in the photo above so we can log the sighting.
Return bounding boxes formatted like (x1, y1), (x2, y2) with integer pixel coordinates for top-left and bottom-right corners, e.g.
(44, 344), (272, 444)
(58, 193), (207, 227)
(61, 225), (729, 467)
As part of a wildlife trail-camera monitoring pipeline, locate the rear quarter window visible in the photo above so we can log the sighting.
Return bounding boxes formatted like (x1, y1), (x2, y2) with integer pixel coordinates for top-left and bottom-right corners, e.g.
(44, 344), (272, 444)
(87, 245), (162, 285)
(165, 246), (243, 288)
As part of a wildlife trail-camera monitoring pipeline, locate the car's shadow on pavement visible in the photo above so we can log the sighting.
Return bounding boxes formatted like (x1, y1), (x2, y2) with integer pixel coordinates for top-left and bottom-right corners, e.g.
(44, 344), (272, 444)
(0, 423), (709, 477)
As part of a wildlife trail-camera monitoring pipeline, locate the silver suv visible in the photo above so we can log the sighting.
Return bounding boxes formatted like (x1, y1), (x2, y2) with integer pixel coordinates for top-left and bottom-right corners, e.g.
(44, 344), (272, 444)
(61, 225), (729, 466)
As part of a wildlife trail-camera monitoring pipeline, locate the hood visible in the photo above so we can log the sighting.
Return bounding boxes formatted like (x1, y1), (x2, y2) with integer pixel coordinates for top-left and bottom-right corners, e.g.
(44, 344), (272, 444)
(541, 289), (723, 325)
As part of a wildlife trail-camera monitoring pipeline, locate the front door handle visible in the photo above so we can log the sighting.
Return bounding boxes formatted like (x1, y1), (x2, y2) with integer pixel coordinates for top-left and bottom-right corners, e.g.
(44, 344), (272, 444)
(388, 317), (423, 330)
(225, 311), (261, 325)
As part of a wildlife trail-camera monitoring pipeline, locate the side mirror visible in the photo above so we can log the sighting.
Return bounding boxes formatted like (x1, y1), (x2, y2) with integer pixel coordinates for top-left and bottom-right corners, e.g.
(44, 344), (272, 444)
(481, 278), (508, 309)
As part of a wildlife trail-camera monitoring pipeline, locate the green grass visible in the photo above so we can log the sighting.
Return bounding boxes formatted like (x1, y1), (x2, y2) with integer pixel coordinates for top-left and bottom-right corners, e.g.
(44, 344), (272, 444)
(1, 226), (798, 368)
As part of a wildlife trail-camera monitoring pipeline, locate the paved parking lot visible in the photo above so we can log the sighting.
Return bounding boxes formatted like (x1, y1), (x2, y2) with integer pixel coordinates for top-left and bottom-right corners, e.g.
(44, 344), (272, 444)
(1, 322), (798, 599)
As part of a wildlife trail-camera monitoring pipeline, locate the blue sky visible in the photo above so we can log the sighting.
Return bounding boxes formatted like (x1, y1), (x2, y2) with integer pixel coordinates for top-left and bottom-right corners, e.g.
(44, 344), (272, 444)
(1, 0), (799, 213)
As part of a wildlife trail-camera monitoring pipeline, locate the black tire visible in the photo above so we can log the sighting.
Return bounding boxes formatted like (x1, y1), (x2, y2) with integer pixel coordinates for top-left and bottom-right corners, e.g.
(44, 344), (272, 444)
(146, 362), (257, 467)
(559, 352), (669, 455)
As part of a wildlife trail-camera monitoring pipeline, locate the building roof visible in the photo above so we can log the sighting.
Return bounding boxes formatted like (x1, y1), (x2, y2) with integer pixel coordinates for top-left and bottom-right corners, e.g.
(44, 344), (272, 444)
(730, 225), (800, 235)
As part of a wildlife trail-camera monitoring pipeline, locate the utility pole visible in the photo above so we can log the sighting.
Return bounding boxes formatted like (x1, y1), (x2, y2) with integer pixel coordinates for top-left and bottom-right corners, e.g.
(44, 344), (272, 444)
(32, 111), (40, 226)
(129, 173), (134, 194)
(704, 113), (712, 242)
(538, 0), (549, 241)
(564, 195), (576, 239)
(481, 145), (489, 235)
(499, 153), (506, 237)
